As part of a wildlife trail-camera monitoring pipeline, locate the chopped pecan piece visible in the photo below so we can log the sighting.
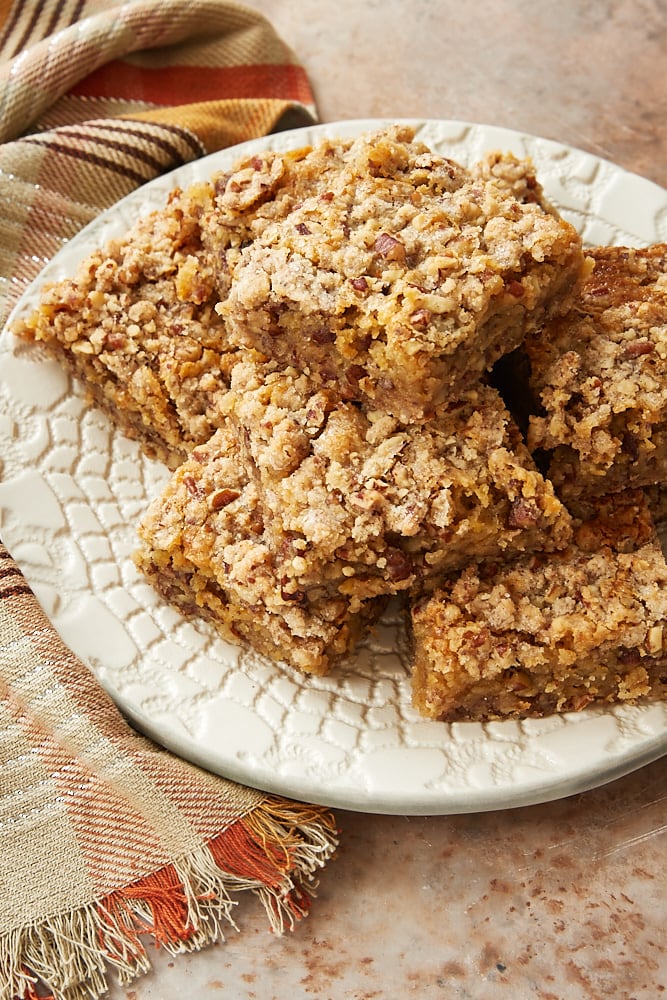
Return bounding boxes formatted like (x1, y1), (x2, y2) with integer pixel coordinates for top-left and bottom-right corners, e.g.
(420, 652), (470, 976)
(507, 498), (539, 529)
(374, 232), (406, 262)
(209, 488), (241, 510)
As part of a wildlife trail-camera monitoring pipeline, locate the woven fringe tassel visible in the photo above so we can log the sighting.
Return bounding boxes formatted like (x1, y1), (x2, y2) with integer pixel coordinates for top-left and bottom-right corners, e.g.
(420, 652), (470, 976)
(1, 797), (339, 1000)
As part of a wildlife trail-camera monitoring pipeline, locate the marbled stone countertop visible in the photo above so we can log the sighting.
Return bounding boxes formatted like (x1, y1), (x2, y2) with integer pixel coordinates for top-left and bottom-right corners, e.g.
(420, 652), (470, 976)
(108, 2), (667, 997)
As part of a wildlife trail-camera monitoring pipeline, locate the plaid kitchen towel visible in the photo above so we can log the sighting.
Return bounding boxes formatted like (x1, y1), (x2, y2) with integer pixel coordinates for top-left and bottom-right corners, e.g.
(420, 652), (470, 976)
(0, 4), (338, 1000)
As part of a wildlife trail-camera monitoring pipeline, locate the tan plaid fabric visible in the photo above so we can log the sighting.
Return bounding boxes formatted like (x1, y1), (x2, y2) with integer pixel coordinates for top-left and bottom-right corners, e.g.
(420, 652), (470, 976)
(0, 4), (337, 1000)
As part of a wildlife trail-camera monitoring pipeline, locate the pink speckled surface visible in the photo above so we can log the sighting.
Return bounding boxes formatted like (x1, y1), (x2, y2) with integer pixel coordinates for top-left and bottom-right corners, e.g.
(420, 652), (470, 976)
(109, 761), (666, 999)
(105, 2), (667, 997)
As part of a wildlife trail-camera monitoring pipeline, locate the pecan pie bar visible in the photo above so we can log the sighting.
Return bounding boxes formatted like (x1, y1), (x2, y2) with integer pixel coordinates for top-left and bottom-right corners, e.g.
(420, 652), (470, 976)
(524, 244), (667, 501)
(223, 360), (572, 600)
(219, 125), (587, 422)
(14, 182), (234, 469)
(133, 422), (386, 676)
(409, 490), (667, 721)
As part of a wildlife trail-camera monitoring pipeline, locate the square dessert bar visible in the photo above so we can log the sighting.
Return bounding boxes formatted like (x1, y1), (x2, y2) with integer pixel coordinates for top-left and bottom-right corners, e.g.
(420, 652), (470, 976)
(223, 361), (572, 601)
(14, 182), (233, 469)
(524, 244), (667, 501)
(219, 125), (587, 422)
(409, 490), (667, 722)
(133, 422), (386, 676)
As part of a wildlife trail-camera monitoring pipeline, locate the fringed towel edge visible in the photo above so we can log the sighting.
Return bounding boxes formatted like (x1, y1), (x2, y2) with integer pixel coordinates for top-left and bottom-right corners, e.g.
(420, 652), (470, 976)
(1, 795), (339, 1000)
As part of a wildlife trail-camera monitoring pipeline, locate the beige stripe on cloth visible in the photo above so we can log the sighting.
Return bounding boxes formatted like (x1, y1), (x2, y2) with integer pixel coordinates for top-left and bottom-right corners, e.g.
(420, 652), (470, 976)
(0, 4), (338, 1000)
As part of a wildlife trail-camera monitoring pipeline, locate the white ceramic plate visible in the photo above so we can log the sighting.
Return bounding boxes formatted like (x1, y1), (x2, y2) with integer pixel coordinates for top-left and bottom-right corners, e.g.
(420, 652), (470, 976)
(1, 119), (667, 815)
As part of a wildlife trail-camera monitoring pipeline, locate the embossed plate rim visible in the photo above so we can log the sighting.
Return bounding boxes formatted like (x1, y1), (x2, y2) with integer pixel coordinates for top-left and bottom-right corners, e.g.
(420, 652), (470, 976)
(1, 118), (667, 815)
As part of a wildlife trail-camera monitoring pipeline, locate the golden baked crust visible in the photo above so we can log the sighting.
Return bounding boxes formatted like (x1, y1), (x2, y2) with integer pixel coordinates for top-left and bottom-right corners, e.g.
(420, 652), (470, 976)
(219, 126), (587, 422)
(410, 491), (667, 721)
(225, 361), (572, 589)
(133, 422), (387, 676)
(15, 182), (234, 469)
(525, 244), (667, 500)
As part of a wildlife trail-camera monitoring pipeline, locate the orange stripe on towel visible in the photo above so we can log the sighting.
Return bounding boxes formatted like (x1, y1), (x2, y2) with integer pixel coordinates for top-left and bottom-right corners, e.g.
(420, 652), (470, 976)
(69, 61), (314, 107)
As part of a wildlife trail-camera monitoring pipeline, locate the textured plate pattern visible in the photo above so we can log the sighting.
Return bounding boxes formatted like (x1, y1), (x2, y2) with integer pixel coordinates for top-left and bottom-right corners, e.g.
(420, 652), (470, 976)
(1, 119), (667, 814)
